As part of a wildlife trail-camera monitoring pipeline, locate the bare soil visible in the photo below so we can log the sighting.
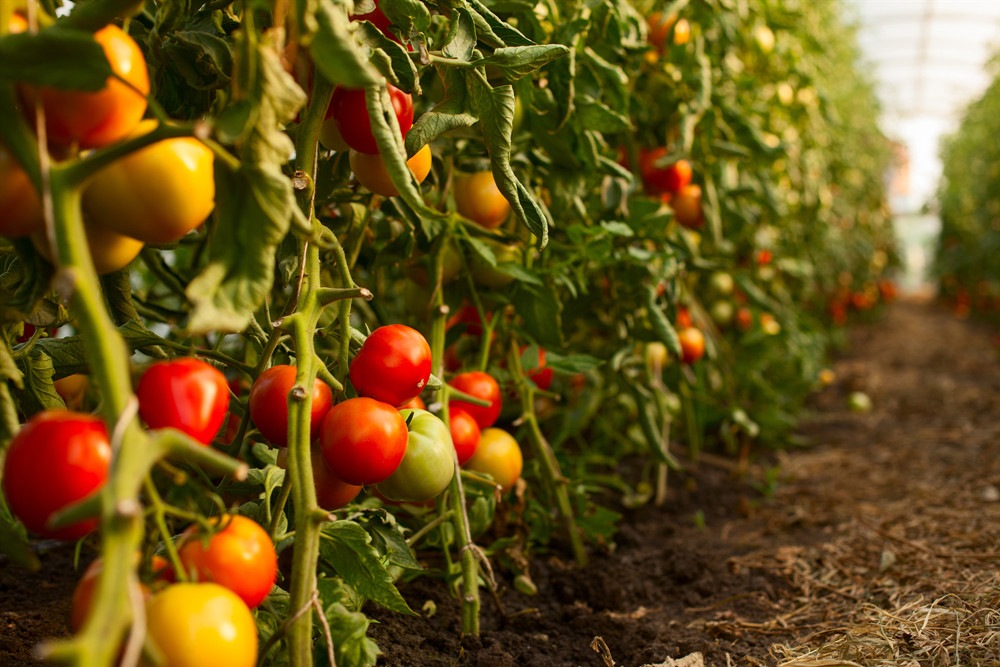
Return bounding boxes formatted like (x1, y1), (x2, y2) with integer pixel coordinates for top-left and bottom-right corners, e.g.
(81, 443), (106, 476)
(3, 299), (999, 667)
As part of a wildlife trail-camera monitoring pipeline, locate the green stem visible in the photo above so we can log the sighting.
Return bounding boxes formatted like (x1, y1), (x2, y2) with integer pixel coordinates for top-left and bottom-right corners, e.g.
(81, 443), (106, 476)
(506, 343), (587, 566)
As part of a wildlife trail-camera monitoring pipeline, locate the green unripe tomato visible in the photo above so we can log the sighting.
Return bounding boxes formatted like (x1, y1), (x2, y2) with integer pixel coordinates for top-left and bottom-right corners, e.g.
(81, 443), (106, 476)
(469, 239), (522, 288)
(709, 300), (735, 326)
(708, 271), (734, 296)
(376, 409), (455, 502)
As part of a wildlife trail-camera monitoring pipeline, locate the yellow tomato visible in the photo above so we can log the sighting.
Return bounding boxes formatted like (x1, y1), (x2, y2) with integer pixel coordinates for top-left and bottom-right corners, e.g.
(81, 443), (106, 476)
(465, 427), (523, 491)
(349, 144), (432, 197)
(454, 171), (510, 229)
(143, 583), (257, 667)
(32, 218), (144, 275)
(82, 120), (215, 244)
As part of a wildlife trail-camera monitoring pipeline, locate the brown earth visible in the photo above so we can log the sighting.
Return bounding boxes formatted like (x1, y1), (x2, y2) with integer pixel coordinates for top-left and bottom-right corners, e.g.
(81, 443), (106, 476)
(3, 298), (999, 667)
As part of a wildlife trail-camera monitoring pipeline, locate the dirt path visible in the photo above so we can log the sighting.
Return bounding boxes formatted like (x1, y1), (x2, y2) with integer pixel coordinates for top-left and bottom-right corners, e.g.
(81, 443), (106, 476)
(3, 299), (999, 666)
(373, 299), (1000, 666)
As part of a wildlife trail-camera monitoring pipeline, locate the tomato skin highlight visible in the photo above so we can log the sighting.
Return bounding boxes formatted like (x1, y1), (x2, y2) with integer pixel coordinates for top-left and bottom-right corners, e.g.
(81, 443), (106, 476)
(20, 25), (149, 149)
(350, 324), (432, 408)
(320, 397), (409, 485)
(82, 120), (216, 244)
(349, 144), (432, 197)
(678, 327), (706, 364)
(449, 408), (481, 466)
(449, 371), (503, 429)
(144, 583), (258, 667)
(249, 365), (334, 447)
(454, 171), (510, 229)
(376, 409), (455, 502)
(137, 357), (230, 445)
(330, 84), (414, 155)
(465, 427), (523, 491)
(177, 515), (277, 608)
(2, 410), (111, 540)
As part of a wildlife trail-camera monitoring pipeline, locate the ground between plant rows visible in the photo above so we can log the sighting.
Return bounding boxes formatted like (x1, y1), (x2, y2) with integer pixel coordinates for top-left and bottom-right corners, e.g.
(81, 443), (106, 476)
(3, 297), (999, 666)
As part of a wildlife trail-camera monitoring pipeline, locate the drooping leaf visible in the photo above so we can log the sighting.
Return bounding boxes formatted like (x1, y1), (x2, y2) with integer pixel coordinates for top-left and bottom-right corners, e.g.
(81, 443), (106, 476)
(318, 520), (414, 615)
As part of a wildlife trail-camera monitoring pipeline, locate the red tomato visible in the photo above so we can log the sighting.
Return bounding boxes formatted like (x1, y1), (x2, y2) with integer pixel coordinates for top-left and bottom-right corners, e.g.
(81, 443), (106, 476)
(350, 1), (394, 38)
(676, 306), (693, 329)
(311, 446), (362, 510)
(2, 410), (111, 539)
(145, 583), (258, 667)
(248, 365), (333, 447)
(178, 515), (277, 608)
(20, 24), (149, 149)
(736, 307), (753, 332)
(678, 327), (705, 364)
(454, 171), (510, 229)
(400, 395), (426, 411)
(465, 427), (522, 491)
(137, 358), (230, 445)
(522, 347), (553, 391)
(446, 304), (490, 337)
(755, 249), (774, 266)
(350, 324), (432, 408)
(449, 408), (481, 466)
(70, 555), (157, 632)
(640, 150), (692, 196)
(329, 83), (413, 155)
(319, 397), (408, 484)
(0, 140), (44, 238)
(670, 184), (703, 229)
(449, 371), (502, 429)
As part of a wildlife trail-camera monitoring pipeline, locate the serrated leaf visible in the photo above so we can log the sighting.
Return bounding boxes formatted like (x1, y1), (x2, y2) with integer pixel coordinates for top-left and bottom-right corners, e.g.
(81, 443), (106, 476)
(318, 521), (414, 615)
(466, 0), (535, 47)
(0, 30), (110, 89)
(317, 579), (382, 667)
(475, 44), (569, 81)
(13, 348), (65, 415)
(355, 21), (416, 91)
(512, 284), (561, 348)
(576, 98), (631, 133)
(358, 509), (421, 570)
(442, 7), (477, 61)
(379, 0), (432, 38)
(310, 0), (381, 88)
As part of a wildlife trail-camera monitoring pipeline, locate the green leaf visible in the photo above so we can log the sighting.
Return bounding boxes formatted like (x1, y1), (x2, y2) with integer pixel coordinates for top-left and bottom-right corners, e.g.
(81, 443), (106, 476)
(161, 30), (234, 91)
(317, 578), (382, 667)
(475, 44), (569, 81)
(356, 509), (421, 571)
(406, 69), (477, 153)
(466, 73), (549, 246)
(466, 0), (535, 47)
(310, 0), (382, 88)
(600, 221), (634, 237)
(0, 496), (39, 571)
(442, 7), (477, 61)
(576, 97), (631, 133)
(544, 352), (603, 374)
(355, 22), (417, 91)
(0, 30), (110, 89)
(13, 348), (64, 415)
(645, 285), (681, 357)
(512, 284), (561, 348)
(238, 500), (288, 539)
(318, 520), (414, 615)
(379, 0), (432, 39)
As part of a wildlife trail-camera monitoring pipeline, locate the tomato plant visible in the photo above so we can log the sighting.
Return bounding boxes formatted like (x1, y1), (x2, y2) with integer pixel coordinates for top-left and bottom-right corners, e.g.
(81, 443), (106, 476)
(0, 140), (43, 238)
(2, 411), (111, 539)
(82, 120), (215, 244)
(19, 24), (149, 149)
(454, 171), (510, 229)
(249, 365), (333, 447)
(145, 583), (258, 667)
(350, 324), (432, 408)
(349, 144), (432, 198)
(449, 371), (502, 429)
(376, 409), (454, 502)
(137, 357), (230, 445)
(178, 514), (277, 608)
(320, 397), (408, 485)
(465, 427), (523, 492)
(311, 446), (363, 510)
(449, 408), (481, 466)
(329, 83), (413, 154)
(639, 150), (691, 196)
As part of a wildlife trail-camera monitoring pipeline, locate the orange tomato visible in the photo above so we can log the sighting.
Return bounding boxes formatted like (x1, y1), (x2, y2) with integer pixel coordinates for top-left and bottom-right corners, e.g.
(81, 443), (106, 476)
(0, 141), (44, 238)
(349, 144), (432, 197)
(677, 327), (705, 364)
(454, 171), (510, 229)
(31, 217), (143, 274)
(465, 427), (522, 491)
(20, 24), (149, 149)
(670, 184), (703, 229)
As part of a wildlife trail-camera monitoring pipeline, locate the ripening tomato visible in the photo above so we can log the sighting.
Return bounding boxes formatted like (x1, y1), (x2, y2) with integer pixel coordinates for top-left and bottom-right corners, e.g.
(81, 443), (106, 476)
(449, 408), (481, 466)
(70, 555), (159, 632)
(31, 217), (144, 274)
(137, 357), (230, 445)
(2, 410), (111, 539)
(376, 409), (455, 502)
(330, 83), (413, 155)
(646, 12), (689, 52)
(522, 347), (553, 391)
(55, 374), (90, 411)
(178, 515), (277, 608)
(320, 397), (408, 485)
(311, 446), (362, 510)
(639, 150), (691, 196)
(670, 184), (703, 229)
(454, 171), (510, 229)
(465, 427), (522, 491)
(20, 24), (149, 149)
(678, 327), (705, 364)
(736, 307), (753, 332)
(675, 306), (693, 329)
(248, 365), (333, 447)
(400, 395), (426, 411)
(468, 239), (522, 288)
(349, 144), (431, 197)
(350, 324), (432, 408)
(446, 304), (490, 338)
(145, 583), (258, 667)
(82, 120), (215, 244)
(449, 371), (502, 429)
(0, 141), (44, 238)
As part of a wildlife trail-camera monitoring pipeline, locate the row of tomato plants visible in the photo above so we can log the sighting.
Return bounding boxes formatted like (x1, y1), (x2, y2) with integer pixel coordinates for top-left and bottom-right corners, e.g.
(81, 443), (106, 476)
(0, 0), (896, 665)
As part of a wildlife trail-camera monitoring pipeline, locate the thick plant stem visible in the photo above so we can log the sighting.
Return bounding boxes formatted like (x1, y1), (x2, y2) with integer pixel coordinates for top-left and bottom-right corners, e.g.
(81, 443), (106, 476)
(429, 265), (480, 636)
(507, 344), (588, 566)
